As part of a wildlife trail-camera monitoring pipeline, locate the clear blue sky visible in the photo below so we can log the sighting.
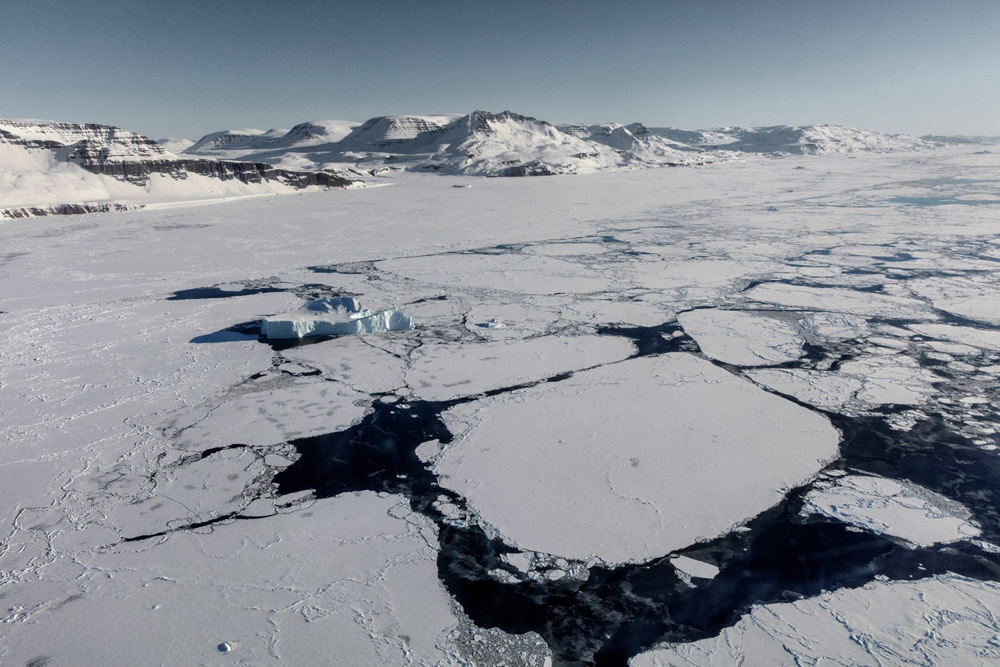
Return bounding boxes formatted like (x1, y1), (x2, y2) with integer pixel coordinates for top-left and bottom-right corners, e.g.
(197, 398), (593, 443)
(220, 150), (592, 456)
(2, 0), (998, 139)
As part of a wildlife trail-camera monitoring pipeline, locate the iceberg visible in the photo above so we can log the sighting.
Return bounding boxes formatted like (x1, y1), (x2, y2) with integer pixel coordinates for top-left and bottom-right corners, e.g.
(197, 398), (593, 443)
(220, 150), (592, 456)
(260, 297), (414, 339)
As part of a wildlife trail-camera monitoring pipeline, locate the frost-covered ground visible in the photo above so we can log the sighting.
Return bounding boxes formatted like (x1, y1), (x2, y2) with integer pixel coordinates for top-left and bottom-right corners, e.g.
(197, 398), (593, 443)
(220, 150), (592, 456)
(2, 147), (1000, 666)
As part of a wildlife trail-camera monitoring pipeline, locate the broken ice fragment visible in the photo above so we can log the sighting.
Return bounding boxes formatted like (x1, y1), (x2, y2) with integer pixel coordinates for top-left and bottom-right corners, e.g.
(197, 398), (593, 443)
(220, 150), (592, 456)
(260, 297), (414, 339)
(671, 555), (720, 580)
(802, 475), (980, 547)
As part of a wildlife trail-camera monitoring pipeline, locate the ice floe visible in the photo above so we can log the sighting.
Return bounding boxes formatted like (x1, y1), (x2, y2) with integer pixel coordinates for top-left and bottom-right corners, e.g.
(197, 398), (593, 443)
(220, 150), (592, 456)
(746, 283), (934, 319)
(909, 322), (1000, 351)
(407, 335), (634, 402)
(802, 474), (980, 547)
(0, 492), (464, 666)
(436, 354), (839, 563)
(631, 575), (1000, 666)
(910, 277), (1000, 325)
(678, 309), (803, 366)
(670, 555), (720, 580)
(749, 353), (936, 413)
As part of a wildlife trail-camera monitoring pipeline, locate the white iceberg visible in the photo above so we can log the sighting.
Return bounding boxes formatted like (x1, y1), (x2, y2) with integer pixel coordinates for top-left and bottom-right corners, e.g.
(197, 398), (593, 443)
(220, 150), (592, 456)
(260, 297), (414, 339)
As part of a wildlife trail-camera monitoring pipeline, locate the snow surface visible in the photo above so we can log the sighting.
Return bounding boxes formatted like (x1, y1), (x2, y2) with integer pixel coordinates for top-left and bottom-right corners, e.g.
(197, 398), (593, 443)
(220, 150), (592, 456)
(650, 123), (939, 155)
(0, 119), (345, 216)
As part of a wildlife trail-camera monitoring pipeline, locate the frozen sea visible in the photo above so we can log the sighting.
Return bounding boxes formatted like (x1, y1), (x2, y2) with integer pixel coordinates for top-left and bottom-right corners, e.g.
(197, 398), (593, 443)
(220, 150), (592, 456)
(2, 147), (1000, 666)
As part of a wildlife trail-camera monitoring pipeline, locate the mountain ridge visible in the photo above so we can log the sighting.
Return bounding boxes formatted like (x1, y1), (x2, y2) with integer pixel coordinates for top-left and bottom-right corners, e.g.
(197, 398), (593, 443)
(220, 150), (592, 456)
(185, 112), (944, 176)
(1, 111), (975, 218)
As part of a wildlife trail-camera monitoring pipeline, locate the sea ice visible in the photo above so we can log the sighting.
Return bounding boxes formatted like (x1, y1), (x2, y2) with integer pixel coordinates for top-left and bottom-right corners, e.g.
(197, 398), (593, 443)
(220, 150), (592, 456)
(4, 146), (1000, 666)
(910, 277), (1000, 325)
(436, 354), (839, 563)
(748, 352), (935, 413)
(631, 575), (1000, 666)
(746, 283), (934, 319)
(908, 322), (1000, 351)
(802, 474), (980, 547)
(677, 309), (803, 366)
(407, 335), (634, 402)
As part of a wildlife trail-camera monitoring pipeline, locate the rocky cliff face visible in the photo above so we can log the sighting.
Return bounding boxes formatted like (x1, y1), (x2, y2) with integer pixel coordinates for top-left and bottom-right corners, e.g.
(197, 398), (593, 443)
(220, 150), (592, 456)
(337, 115), (458, 147)
(0, 119), (357, 218)
(61, 141), (352, 188)
(2, 202), (141, 219)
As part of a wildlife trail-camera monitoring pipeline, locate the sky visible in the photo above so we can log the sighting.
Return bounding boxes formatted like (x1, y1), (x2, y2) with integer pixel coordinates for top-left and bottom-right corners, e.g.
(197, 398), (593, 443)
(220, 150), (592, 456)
(1, 0), (998, 139)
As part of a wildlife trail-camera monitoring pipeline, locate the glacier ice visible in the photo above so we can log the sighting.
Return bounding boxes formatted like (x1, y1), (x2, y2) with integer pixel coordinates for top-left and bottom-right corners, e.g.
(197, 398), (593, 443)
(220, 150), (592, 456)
(260, 297), (414, 339)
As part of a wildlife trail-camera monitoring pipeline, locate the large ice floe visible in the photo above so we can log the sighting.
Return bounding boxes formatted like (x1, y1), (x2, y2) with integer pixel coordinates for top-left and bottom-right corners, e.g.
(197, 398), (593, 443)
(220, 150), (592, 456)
(436, 354), (839, 564)
(260, 297), (414, 338)
(677, 309), (803, 366)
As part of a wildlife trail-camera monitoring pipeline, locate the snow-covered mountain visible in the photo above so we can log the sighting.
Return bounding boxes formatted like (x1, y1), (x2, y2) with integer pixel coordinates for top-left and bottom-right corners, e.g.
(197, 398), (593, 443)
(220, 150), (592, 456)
(192, 111), (716, 177)
(560, 122), (698, 161)
(157, 137), (195, 153)
(184, 128), (288, 155)
(920, 134), (1000, 146)
(185, 120), (360, 159)
(649, 124), (938, 155)
(0, 119), (355, 218)
(1, 112), (955, 219)
(336, 115), (459, 147)
(189, 113), (944, 177)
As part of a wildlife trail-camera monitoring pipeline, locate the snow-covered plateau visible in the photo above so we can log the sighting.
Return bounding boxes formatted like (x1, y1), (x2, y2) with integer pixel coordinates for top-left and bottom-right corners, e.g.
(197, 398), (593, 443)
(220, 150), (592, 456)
(2, 139), (1000, 666)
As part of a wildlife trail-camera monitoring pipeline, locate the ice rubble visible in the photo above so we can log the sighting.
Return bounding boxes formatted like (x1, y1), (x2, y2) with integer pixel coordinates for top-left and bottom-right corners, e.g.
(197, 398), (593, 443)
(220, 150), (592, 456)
(260, 297), (414, 339)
